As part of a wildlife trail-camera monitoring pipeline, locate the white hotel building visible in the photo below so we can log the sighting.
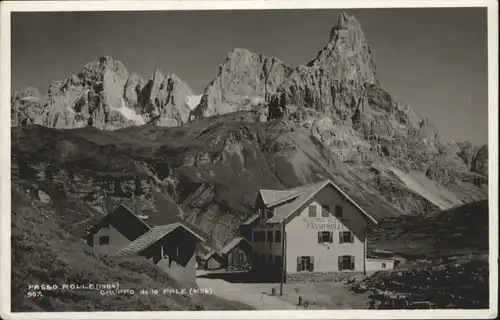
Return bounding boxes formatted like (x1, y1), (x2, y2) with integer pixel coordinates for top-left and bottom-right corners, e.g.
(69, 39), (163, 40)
(244, 179), (379, 281)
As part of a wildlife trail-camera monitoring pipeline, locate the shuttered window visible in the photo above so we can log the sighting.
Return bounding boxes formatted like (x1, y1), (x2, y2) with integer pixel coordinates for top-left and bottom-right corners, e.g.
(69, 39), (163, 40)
(318, 231), (333, 243)
(296, 256), (314, 272)
(339, 231), (354, 243)
(338, 255), (355, 271)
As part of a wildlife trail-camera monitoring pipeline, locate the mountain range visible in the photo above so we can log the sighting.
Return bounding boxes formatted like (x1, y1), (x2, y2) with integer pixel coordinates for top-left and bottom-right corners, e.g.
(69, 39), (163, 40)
(11, 12), (488, 249)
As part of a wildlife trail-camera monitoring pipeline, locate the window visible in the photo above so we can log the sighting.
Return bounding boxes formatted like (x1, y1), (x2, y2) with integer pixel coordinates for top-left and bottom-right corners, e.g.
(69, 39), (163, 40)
(335, 205), (344, 218)
(253, 231), (266, 242)
(308, 205), (317, 217)
(266, 209), (274, 219)
(297, 256), (314, 272)
(321, 206), (330, 217)
(338, 255), (355, 271)
(238, 253), (245, 265)
(318, 231), (333, 243)
(382, 263), (387, 269)
(339, 231), (354, 243)
(267, 231), (273, 243)
(99, 236), (109, 245)
(275, 230), (282, 243)
(275, 255), (282, 268)
(268, 255), (273, 265)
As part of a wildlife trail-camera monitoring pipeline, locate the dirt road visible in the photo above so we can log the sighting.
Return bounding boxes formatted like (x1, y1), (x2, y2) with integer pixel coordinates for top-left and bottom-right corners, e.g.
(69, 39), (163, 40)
(196, 271), (298, 310)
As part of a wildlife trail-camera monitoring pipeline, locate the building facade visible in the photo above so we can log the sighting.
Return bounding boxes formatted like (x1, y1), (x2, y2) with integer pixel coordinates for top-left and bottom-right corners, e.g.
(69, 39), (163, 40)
(220, 237), (252, 269)
(113, 223), (206, 284)
(85, 204), (151, 254)
(249, 180), (378, 281)
(202, 251), (224, 270)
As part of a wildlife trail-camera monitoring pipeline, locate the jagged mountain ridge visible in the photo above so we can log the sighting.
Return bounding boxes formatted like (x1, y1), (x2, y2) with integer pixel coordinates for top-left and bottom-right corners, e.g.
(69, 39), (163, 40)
(11, 57), (201, 130)
(11, 12), (488, 247)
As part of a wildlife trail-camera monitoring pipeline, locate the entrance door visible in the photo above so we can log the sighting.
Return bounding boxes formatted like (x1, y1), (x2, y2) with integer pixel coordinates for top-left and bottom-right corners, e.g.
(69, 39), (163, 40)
(339, 255), (355, 271)
(238, 252), (245, 265)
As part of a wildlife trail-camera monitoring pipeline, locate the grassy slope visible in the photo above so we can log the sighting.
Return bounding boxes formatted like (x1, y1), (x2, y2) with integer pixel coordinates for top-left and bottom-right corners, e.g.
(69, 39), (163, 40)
(11, 187), (252, 312)
(11, 119), (404, 247)
(361, 200), (490, 309)
(368, 199), (489, 258)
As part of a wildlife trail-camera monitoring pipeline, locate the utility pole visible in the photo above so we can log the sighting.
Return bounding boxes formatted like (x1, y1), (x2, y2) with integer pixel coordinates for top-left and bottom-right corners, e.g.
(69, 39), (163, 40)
(209, 228), (213, 270)
(280, 220), (286, 296)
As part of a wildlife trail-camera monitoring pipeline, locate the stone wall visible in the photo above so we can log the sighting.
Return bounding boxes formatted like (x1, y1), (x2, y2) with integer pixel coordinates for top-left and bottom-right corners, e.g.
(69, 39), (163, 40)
(286, 271), (363, 283)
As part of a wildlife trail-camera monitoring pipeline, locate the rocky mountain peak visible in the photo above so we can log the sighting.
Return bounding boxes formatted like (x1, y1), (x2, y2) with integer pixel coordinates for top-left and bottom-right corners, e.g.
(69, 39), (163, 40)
(335, 12), (360, 32)
(12, 57), (196, 130)
(191, 48), (293, 120)
(309, 12), (378, 87)
(152, 68), (164, 82)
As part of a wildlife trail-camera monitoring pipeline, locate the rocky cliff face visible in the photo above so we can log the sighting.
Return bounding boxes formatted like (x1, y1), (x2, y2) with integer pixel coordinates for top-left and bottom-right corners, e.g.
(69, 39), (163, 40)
(265, 12), (488, 212)
(11, 12), (488, 247)
(308, 12), (379, 86)
(11, 57), (196, 130)
(191, 48), (293, 120)
(11, 87), (45, 126)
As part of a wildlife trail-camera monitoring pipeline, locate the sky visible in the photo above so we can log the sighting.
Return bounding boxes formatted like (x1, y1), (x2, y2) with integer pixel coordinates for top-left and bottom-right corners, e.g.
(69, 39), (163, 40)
(11, 8), (488, 145)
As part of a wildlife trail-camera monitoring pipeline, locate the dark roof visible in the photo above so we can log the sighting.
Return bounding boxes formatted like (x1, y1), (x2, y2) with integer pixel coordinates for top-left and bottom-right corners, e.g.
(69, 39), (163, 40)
(112, 223), (206, 257)
(265, 180), (378, 225)
(259, 189), (301, 207)
(87, 204), (151, 242)
(220, 237), (251, 255)
(202, 251), (222, 260)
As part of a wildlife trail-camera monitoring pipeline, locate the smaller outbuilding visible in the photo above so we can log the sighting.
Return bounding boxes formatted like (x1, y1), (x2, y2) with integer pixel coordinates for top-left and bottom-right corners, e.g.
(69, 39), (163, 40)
(366, 257), (396, 272)
(113, 222), (206, 285)
(201, 251), (224, 270)
(220, 237), (252, 269)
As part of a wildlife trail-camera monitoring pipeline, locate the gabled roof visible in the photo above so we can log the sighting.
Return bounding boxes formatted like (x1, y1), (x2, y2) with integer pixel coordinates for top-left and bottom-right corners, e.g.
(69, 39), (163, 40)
(112, 222), (206, 257)
(87, 204), (151, 242)
(259, 189), (301, 207)
(265, 179), (378, 225)
(202, 250), (222, 260)
(220, 237), (251, 255)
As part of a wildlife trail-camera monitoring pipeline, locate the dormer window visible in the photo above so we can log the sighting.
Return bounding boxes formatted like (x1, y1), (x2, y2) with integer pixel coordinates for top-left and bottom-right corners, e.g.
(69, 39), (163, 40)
(266, 209), (274, 219)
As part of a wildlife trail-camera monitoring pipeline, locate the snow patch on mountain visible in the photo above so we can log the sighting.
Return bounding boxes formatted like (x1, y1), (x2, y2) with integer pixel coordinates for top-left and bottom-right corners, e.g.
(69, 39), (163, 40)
(111, 98), (146, 125)
(187, 95), (202, 110)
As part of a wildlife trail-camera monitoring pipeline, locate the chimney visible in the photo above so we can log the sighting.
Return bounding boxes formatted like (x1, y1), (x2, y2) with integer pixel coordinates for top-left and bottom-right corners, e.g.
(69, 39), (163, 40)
(137, 214), (149, 223)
